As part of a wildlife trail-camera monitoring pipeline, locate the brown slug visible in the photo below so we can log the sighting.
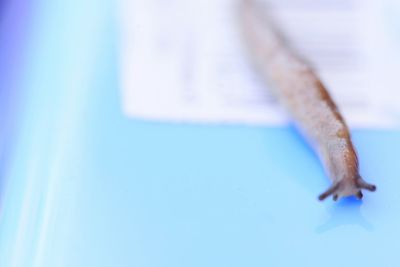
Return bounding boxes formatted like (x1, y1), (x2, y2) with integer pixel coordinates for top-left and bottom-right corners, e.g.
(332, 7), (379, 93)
(238, 0), (376, 201)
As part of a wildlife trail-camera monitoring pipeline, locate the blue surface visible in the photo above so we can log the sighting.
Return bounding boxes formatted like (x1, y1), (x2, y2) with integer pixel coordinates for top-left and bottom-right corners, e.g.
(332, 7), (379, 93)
(1, 0), (400, 266)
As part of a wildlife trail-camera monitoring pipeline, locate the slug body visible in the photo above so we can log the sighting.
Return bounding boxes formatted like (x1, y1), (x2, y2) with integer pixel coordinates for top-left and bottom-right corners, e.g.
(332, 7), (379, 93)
(239, 0), (376, 201)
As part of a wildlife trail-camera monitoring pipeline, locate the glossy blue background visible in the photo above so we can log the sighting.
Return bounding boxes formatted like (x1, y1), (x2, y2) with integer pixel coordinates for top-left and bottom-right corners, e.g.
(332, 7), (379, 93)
(0, 0), (400, 266)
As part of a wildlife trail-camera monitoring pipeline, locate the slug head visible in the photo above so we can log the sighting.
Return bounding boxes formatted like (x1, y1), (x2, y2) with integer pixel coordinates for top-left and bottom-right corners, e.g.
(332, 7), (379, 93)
(318, 175), (376, 201)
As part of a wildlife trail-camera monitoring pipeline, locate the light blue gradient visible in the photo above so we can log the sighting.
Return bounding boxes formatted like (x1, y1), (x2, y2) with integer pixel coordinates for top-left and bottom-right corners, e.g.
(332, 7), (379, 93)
(1, 0), (400, 266)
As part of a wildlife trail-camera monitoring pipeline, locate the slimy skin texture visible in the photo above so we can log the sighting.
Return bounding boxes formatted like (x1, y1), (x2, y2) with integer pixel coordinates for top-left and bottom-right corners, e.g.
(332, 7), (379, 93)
(239, 0), (376, 201)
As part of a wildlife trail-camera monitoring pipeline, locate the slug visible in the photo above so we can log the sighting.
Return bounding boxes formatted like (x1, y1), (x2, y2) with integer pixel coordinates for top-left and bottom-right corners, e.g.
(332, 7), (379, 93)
(238, 0), (376, 201)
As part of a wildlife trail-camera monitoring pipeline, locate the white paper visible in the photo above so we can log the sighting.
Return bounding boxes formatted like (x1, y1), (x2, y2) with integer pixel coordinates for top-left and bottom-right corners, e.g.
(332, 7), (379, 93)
(119, 0), (400, 128)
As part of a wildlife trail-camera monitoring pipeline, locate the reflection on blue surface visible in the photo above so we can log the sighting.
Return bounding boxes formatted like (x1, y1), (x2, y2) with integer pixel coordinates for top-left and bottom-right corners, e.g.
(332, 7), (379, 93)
(316, 198), (374, 233)
(0, 0), (400, 266)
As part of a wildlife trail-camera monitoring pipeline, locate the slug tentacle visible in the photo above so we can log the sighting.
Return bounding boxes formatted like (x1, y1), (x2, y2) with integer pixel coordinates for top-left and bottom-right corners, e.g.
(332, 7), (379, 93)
(318, 183), (340, 201)
(356, 176), (377, 192)
(356, 191), (363, 200)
